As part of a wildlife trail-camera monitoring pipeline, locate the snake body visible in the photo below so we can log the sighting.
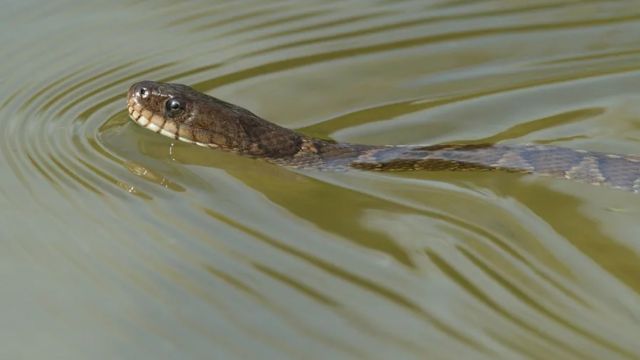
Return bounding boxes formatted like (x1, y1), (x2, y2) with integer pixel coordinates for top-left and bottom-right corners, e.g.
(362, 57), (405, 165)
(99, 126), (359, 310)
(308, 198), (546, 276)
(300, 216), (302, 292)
(127, 81), (640, 193)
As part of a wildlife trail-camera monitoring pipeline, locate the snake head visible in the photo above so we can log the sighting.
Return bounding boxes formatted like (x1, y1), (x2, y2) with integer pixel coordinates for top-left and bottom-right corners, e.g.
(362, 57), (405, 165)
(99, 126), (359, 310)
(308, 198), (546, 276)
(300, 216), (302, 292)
(127, 80), (307, 157)
(127, 80), (236, 148)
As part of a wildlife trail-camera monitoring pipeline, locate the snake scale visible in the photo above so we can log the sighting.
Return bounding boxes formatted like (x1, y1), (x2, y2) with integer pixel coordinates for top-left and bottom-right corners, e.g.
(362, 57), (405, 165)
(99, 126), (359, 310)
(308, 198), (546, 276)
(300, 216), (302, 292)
(127, 81), (640, 193)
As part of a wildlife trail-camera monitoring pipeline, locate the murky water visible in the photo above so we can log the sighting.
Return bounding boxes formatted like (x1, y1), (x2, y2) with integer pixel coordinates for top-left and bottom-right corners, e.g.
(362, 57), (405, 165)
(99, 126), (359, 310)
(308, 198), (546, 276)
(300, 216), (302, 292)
(2, 1), (640, 359)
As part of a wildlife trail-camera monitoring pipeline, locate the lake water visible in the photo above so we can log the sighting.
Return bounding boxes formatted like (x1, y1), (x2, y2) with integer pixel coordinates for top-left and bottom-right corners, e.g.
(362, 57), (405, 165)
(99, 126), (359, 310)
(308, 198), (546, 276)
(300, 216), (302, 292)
(2, 1), (640, 359)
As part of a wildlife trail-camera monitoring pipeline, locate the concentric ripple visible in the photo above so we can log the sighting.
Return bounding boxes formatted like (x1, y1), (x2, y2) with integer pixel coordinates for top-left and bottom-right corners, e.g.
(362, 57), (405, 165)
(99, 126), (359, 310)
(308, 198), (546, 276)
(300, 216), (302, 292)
(2, 1), (640, 359)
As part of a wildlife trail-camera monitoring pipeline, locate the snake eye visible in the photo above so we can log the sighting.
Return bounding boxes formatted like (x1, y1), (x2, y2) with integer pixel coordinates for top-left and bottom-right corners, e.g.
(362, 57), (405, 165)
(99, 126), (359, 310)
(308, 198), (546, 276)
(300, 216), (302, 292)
(138, 87), (149, 98)
(165, 98), (184, 116)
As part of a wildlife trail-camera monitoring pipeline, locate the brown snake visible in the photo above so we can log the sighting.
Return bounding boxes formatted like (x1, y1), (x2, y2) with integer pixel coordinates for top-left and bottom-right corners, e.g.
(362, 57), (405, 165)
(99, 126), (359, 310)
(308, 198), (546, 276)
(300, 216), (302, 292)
(127, 81), (640, 193)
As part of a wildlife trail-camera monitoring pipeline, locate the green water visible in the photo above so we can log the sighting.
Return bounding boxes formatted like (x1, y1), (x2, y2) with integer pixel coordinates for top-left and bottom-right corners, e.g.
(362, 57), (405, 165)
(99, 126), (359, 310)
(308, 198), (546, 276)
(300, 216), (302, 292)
(2, 1), (640, 359)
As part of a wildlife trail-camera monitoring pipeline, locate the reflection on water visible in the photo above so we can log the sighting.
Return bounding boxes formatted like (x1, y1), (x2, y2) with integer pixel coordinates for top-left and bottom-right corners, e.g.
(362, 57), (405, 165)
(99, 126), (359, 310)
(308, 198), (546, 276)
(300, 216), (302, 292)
(2, 0), (640, 359)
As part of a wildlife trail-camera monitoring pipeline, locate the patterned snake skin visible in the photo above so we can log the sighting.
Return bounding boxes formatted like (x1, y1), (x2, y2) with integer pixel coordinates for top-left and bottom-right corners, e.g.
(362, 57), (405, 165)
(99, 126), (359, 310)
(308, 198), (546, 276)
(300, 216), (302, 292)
(127, 81), (640, 193)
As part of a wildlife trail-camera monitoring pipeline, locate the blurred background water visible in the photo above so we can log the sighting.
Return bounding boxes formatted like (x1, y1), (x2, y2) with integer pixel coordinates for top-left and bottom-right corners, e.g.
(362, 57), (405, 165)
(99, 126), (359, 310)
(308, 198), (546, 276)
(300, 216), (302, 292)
(2, 1), (640, 359)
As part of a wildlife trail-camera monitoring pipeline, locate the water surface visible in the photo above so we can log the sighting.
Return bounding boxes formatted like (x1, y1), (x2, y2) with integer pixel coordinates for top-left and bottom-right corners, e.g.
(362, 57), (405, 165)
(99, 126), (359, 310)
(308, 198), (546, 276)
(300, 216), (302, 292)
(2, 1), (640, 359)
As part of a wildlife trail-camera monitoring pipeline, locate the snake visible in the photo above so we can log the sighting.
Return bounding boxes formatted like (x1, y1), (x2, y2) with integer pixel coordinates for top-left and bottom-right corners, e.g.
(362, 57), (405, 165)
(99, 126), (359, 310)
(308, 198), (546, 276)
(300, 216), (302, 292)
(127, 80), (640, 193)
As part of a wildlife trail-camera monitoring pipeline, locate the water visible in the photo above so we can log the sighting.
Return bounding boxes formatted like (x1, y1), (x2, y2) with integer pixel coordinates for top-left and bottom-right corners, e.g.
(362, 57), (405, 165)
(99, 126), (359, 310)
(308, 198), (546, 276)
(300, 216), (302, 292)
(2, 1), (640, 359)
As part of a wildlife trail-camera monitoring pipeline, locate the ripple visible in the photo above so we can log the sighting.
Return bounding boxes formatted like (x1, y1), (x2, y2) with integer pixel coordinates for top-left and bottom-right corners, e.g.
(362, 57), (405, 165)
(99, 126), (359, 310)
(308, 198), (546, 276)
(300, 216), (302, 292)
(2, 0), (640, 359)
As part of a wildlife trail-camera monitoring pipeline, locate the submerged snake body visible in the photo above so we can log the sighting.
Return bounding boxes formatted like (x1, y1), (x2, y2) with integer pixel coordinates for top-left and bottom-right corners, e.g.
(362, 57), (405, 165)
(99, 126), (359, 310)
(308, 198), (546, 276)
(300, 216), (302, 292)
(127, 81), (640, 193)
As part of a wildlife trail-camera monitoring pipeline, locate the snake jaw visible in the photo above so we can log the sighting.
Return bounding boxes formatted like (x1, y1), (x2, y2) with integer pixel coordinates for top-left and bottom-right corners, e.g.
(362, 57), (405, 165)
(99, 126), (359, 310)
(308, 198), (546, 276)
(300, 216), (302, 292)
(127, 97), (219, 148)
(128, 98), (165, 134)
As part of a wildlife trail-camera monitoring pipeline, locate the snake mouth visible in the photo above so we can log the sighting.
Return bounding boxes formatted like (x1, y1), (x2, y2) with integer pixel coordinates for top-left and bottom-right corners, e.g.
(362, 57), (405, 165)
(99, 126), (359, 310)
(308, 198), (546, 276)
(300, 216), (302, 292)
(127, 98), (217, 148)
(127, 98), (173, 137)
